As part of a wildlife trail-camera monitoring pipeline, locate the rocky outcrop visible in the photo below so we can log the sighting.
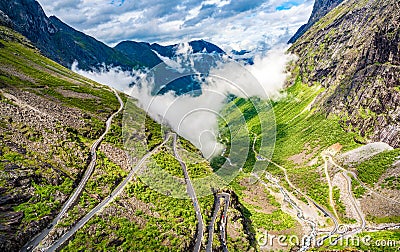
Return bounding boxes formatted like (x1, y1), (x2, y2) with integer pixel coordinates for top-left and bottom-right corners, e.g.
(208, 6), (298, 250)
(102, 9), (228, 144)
(0, 10), (12, 28)
(289, 0), (400, 147)
(0, 0), (57, 48)
(0, 25), (121, 251)
(288, 0), (344, 44)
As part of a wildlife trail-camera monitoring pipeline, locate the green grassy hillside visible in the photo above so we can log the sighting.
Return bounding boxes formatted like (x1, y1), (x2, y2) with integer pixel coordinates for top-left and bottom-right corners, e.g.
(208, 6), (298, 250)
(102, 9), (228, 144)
(0, 25), (124, 250)
(0, 25), (215, 251)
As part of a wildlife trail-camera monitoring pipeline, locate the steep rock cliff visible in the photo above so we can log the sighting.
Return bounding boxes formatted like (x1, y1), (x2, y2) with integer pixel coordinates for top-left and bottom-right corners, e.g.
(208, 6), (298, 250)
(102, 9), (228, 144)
(288, 0), (345, 43)
(0, 0), (140, 70)
(289, 0), (400, 147)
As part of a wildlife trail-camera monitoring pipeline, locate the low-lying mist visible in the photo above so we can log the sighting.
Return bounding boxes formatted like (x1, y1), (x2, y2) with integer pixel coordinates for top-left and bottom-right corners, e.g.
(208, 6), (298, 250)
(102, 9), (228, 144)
(72, 44), (296, 159)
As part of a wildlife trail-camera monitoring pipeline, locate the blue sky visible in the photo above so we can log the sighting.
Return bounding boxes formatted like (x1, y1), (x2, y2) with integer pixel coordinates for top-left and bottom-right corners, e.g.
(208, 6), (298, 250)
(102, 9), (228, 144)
(276, 0), (302, 10)
(37, 0), (313, 51)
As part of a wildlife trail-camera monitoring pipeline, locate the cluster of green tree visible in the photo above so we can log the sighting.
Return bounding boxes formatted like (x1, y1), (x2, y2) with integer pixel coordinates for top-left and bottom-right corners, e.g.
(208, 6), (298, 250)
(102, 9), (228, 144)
(87, 151), (128, 197)
(56, 151), (128, 229)
(63, 212), (193, 251)
(356, 149), (400, 186)
(145, 115), (163, 150)
(187, 162), (212, 178)
(178, 137), (199, 153)
(152, 149), (183, 178)
(351, 176), (367, 198)
(381, 176), (400, 190)
(104, 113), (123, 147)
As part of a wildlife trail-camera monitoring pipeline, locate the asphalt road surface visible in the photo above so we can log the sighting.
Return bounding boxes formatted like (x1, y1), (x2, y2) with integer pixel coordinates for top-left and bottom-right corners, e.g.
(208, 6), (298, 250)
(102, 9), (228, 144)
(206, 193), (230, 252)
(172, 133), (204, 252)
(45, 134), (172, 252)
(22, 88), (124, 252)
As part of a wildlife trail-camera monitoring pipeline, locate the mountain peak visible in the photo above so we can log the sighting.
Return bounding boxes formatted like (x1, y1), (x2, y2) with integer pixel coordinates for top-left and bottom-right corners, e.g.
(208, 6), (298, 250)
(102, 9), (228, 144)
(149, 40), (225, 58)
(188, 40), (225, 54)
(288, 0), (344, 44)
(114, 40), (162, 68)
(0, 0), (58, 43)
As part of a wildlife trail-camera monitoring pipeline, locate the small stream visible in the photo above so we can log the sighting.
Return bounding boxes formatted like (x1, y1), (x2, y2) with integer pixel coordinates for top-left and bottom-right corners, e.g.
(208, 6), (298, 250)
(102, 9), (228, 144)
(257, 173), (317, 251)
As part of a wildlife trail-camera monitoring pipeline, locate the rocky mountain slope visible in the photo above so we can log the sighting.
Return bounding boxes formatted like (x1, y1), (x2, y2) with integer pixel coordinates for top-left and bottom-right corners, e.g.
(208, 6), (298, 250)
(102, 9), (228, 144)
(0, 22), (297, 252)
(0, 0), (141, 70)
(288, 0), (344, 43)
(288, 0), (400, 148)
(0, 10), (12, 28)
(0, 0), (225, 72)
(0, 24), (124, 250)
(114, 41), (163, 68)
(0, 25), (208, 251)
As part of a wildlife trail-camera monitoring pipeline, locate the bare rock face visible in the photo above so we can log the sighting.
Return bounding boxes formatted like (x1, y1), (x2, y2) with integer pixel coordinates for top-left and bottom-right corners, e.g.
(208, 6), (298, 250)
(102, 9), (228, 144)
(288, 0), (345, 44)
(338, 142), (393, 166)
(0, 0), (57, 43)
(289, 0), (400, 147)
(0, 0), (140, 70)
(0, 24), (122, 251)
(0, 10), (12, 28)
(0, 0), (224, 73)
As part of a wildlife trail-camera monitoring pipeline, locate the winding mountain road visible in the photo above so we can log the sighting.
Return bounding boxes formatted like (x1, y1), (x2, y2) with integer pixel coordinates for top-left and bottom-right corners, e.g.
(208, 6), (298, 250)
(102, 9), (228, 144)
(320, 151), (400, 245)
(252, 136), (340, 250)
(253, 172), (317, 252)
(22, 88), (124, 252)
(267, 157), (340, 246)
(219, 194), (230, 252)
(172, 133), (204, 252)
(329, 173), (366, 245)
(324, 153), (400, 205)
(206, 196), (220, 252)
(342, 172), (366, 229)
(206, 193), (230, 252)
(322, 153), (340, 221)
(45, 133), (172, 252)
(267, 156), (339, 233)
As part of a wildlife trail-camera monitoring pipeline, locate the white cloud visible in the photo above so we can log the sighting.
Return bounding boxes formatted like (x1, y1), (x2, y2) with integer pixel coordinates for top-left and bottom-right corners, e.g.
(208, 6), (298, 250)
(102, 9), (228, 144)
(71, 44), (294, 158)
(244, 45), (297, 98)
(71, 61), (139, 92)
(37, 0), (313, 51)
